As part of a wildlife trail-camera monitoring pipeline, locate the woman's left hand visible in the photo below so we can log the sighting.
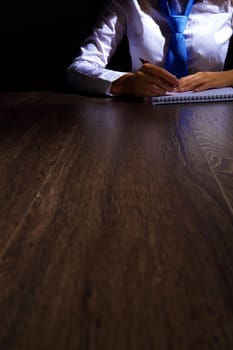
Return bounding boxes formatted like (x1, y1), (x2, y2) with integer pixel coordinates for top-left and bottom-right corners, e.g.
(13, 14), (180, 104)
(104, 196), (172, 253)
(178, 70), (233, 92)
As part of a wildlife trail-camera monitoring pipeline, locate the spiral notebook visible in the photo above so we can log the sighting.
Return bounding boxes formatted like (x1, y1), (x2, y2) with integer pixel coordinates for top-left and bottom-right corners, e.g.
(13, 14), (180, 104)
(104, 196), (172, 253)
(152, 87), (233, 105)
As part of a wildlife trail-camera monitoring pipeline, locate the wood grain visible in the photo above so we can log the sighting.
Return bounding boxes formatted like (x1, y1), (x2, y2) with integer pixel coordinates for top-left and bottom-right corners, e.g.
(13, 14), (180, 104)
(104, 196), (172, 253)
(187, 103), (233, 213)
(0, 92), (94, 250)
(0, 94), (232, 350)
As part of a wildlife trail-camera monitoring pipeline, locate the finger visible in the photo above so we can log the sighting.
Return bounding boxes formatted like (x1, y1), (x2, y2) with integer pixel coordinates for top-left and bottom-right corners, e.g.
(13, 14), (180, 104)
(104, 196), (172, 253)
(137, 69), (176, 92)
(139, 82), (167, 97)
(133, 79), (167, 97)
(178, 72), (214, 91)
(141, 63), (179, 87)
(193, 83), (214, 92)
(178, 75), (202, 91)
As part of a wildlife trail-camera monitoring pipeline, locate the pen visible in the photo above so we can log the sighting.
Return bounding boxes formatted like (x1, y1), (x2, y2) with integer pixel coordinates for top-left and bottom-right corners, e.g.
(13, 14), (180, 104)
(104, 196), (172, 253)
(139, 57), (150, 64)
(139, 57), (179, 89)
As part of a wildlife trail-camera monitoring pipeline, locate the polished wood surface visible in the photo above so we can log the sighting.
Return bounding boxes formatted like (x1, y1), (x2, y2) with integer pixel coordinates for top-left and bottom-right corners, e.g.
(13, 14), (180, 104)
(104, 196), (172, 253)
(0, 92), (232, 350)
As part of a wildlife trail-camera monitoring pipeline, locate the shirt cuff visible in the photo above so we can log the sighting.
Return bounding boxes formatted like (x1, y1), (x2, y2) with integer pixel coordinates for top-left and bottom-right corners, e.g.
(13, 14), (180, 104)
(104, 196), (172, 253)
(67, 65), (127, 96)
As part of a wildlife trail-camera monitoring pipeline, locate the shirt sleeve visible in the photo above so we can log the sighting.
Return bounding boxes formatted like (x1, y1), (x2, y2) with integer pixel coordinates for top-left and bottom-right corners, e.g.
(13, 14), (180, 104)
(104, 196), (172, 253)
(67, 0), (128, 95)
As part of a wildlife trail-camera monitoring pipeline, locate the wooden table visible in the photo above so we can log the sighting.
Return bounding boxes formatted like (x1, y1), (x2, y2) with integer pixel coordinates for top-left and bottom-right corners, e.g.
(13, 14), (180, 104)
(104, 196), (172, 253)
(0, 91), (232, 350)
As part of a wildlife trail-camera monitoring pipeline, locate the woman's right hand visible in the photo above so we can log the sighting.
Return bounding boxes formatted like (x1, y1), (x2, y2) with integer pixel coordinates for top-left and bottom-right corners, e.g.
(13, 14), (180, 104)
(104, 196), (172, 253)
(110, 62), (179, 97)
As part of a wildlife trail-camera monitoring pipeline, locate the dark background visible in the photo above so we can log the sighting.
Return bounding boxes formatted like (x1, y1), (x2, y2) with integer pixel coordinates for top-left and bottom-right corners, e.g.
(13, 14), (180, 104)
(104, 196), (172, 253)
(0, 0), (130, 92)
(0, 0), (232, 92)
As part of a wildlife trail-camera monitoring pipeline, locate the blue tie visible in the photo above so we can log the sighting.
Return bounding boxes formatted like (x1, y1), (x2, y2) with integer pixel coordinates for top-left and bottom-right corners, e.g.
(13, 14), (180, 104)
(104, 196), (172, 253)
(159, 0), (194, 78)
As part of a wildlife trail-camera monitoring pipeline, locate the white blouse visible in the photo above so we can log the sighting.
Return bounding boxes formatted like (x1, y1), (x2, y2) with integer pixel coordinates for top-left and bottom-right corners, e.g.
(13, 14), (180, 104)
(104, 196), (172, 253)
(67, 0), (233, 95)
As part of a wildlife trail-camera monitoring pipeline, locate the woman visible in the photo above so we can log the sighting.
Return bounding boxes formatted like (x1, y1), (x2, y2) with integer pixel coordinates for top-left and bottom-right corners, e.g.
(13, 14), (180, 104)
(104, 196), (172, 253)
(67, 0), (233, 96)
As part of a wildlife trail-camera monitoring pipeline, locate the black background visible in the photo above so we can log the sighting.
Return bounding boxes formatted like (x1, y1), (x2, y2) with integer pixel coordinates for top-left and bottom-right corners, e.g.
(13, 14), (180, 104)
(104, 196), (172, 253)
(0, 0), (130, 91)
